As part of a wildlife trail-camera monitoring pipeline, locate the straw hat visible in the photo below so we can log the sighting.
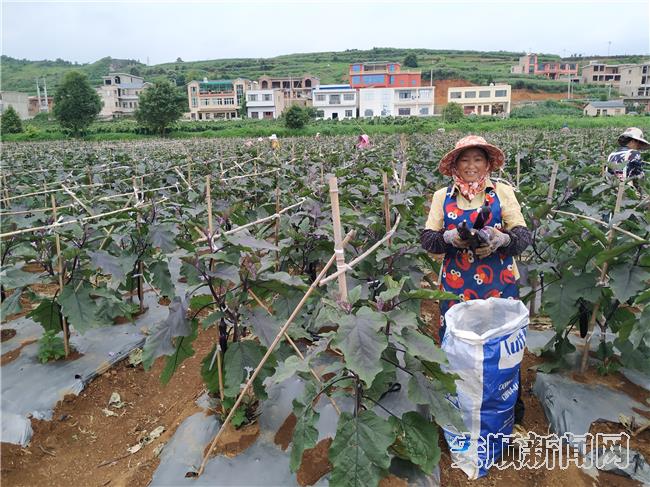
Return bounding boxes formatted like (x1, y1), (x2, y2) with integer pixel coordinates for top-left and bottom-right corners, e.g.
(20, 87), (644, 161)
(618, 127), (650, 149)
(438, 135), (505, 176)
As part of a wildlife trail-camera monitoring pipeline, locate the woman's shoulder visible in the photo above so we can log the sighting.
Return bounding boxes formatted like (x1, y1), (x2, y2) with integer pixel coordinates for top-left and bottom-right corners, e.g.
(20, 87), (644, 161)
(492, 179), (516, 194)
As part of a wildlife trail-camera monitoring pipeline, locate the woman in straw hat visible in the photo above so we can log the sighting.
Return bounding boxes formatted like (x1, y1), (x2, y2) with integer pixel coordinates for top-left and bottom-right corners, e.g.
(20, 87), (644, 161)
(606, 127), (649, 181)
(420, 135), (532, 424)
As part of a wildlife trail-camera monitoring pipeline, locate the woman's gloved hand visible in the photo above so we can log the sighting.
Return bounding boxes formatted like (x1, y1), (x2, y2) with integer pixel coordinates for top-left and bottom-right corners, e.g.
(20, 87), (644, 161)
(475, 226), (511, 258)
(443, 228), (470, 249)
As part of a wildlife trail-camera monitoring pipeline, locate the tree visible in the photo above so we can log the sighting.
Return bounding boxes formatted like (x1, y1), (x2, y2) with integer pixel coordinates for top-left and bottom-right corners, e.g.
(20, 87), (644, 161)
(239, 98), (248, 118)
(53, 71), (102, 136)
(403, 53), (419, 68)
(283, 104), (310, 129)
(1, 106), (23, 134)
(442, 102), (464, 123)
(135, 81), (186, 136)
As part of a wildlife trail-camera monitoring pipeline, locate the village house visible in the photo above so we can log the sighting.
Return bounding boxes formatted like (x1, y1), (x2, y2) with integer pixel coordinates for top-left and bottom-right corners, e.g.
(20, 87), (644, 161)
(447, 84), (512, 116)
(257, 75), (319, 106)
(246, 89), (286, 119)
(358, 86), (434, 118)
(511, 54), (578, 79)
(349, 62), (421, 89)
(583, 100), (626, 116)
(617, 61), (650, 97)
(97, 73), (151, 119)
(311, 84), (357, 120)
(186, 78), (252, 120)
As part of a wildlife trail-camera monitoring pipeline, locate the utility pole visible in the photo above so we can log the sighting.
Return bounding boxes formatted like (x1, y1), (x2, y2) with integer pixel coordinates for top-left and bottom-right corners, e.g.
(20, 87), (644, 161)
(607, 41), (611, 57)
(42, 78), (49, 112)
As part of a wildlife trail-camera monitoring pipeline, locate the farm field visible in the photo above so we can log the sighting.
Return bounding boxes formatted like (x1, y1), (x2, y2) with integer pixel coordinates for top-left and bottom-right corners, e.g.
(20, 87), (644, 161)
(1, 129), (649, 487)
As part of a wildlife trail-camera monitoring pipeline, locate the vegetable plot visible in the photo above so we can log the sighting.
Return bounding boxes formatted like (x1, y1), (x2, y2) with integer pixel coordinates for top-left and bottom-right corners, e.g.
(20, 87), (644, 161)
(1, 128), (648, 486)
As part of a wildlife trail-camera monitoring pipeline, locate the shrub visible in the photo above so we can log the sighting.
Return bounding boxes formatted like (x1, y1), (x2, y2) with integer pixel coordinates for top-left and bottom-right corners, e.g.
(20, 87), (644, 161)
(1, 106), (23, 134)
(442, 102), (464, 123)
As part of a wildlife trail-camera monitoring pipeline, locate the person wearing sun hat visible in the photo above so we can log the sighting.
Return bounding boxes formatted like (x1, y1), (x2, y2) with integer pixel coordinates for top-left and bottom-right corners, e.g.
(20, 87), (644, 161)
(420, 135), (532, 424)
(606, 127), (649, 181)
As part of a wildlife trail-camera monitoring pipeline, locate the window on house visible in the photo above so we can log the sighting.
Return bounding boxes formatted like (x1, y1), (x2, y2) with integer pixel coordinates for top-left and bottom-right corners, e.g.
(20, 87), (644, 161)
(398, 91), (411, 99)
(419, 89), (431, 98)
(398, 107), (411, 116)
(343, 93), (355, 101)
(191, 86), (197, 93)
(329, 94), (341, 104)
(224, 98), (234, 105)
(191, 97), (198, 108)
(248, 94), (258, 101)
(263, 94), (272, 101)
(345, 109), (353, 117)
(352, 64), (361, 72)
(465, 91), (476, 98)
(389, 64), (395, 72)
(450, 92), (461, 99)
(479, 90), (491, 98)
(264, 111), (273, 118)
(495, 90), (507, 97)
(412, 79), (416, 85)
(105, 79), (112, 85)
(362, 74), (385, 84)
(115, 102), (118, 107)
(484, 105), (490, 111)
(602, 109), (608, 115)
(352, 76), (361, 84)
(251, 112), (259, 119)
(642, 76), (648, 84)
(315, 94), (326, 102)
(400, 79), (405, 85)
(364, 109), (374, 117)
(419, 107), (429, 115)
(390, 75), (395, 84)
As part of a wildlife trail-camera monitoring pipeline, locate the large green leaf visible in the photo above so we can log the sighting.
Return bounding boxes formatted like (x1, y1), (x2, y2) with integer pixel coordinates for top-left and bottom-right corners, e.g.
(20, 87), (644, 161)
(1, 267), (41, 289)
(225, 233), (279, 251)
(266, 355), (311, 385)
(149, 223), (177, 253)
(329, 410), (396, 487)
(609, 263), (649, 303)
(201, 346), (222, 394)
(1, 289), (23, 317)
(59, 283), (111, 333)
(543, 272), (600, 331)
(161, 319), (198, 384)
(394, 328), (447, 364)
(242, 307), (282, 348)
(142, 295), (191, 369)
(331, 306), (387, 386)
(27, 298), (62, 333)
(289, 399), (320, 472)
(407, 289), (459, 301)
(223, 340), (275, 399)
(407, 372), (465, 431)
(88, 250), (137, 290)
(392, 412), (440, 475)
(595, 241), (645, 266)
(148, 260), (175, 298)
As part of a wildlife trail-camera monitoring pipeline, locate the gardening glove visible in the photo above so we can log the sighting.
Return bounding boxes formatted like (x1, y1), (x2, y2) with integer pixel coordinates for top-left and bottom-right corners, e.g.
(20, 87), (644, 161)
(443, 228), (470, 249)
(475, 226), (511, 259)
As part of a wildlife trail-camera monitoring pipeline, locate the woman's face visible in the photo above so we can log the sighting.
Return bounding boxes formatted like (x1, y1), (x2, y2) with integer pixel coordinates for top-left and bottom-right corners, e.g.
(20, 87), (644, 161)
(455, 148), (489, 183)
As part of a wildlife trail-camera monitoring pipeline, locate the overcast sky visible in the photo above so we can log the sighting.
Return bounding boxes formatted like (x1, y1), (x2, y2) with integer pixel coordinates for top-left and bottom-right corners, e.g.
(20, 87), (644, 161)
(2, 0), (649, 65)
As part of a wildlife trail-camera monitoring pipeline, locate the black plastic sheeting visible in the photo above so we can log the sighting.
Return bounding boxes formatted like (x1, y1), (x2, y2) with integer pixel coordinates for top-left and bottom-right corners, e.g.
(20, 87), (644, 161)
(150, 361), (441, 486)
(0, 255), (201, 446)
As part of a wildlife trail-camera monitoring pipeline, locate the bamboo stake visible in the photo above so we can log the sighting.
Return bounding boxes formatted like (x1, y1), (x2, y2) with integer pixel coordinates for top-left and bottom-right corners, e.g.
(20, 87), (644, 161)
(220, 168), (280, 182)
(328, 176), (348, 302)
(515, 154), (521, 189)
(546, 160), (560, 205)
(274, 185), (280, 271)
(0, 200), (161, 238)
(196, 231), (354, 477)
(205, 175), (224, 401)
(51, 195), (71, 357)
(382, 173), (392, 246)
(551, 209), (647, 242)
(320, 214), (402, 286)
(579, 178), (626, 374)
(247, 289), (340, 414)
(192, 198), (305, 244)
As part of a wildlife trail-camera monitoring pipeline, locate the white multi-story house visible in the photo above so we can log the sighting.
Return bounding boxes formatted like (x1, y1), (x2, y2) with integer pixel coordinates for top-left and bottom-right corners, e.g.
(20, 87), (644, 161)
(393, 87), (434, 117)
(447, 84), (512, 116)
(618, 62), (650, 97)
(97, 73), (151, 118)
(358, 87), (434, 118)
(186, 78), (253, 120)
(312, 85), (357, 120)
(246, 89), (286, 119)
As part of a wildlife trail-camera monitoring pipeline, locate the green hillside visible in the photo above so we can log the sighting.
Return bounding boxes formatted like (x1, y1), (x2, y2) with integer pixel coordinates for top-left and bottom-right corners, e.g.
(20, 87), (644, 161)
(2, 48), (648, 95)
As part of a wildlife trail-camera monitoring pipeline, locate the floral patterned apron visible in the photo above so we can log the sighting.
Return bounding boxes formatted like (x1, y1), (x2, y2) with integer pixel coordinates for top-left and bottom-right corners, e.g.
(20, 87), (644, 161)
(439, 185), (519, 339)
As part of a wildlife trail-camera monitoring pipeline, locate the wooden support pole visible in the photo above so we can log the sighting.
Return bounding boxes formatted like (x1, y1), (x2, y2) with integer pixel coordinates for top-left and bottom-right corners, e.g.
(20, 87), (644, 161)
(196, 231), (354, 477)
(515, 154), (521, 190)
(247, 289), (340, 414)
(215, 342), (225, 402)
(383, 172), (392, 247)
(546, 160), (560, 205)
(328, 176), (348, 302)
(206, 175), (214, 251)
(274, 185), (281, 271)
(51, 195), (71, 357)
(579, 178), (626, 374)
